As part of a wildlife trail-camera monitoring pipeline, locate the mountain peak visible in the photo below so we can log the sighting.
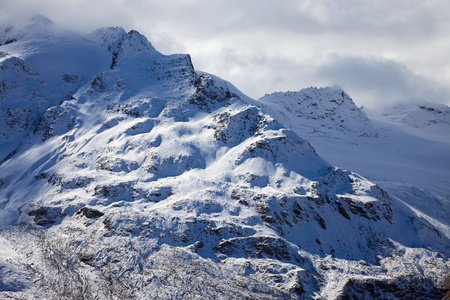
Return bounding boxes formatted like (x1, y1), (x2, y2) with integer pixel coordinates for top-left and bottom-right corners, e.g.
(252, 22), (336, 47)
(28, 15), (54, 27)
(90, 26), (127, 51)
(259, 86), (378, 138)
(0, 15), (57, 45)
(110, 29), (160, 70)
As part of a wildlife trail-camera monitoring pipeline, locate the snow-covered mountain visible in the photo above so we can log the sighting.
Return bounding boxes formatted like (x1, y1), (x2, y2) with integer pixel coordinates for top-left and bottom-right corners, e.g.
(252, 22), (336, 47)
(258, 87), (378, 138)
(0, 18), (449, 299)
(257, 89), (450, 242)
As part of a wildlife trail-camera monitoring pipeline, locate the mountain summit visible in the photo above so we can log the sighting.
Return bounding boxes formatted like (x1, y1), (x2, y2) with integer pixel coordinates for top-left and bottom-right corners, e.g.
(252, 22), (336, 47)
(0, 20), (449, 299)
(258, 86), (378, 138)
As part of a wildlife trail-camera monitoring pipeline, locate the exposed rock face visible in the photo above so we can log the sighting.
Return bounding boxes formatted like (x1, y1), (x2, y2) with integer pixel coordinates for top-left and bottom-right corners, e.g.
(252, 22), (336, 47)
(339, 277), (446, 300)
(28, 206), (64, 226)
(0, 18), (448, 299)
(76, 207), (104, 219)
(188, 73), (238, 112)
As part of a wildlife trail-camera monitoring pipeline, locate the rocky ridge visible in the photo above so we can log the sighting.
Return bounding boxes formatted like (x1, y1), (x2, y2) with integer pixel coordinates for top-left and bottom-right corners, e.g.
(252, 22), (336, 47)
(258, 87), (378, 138)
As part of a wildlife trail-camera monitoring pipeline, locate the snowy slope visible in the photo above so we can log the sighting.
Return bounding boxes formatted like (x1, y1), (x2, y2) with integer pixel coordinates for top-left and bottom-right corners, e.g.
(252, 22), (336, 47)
(258, 87), (378, 138)
(0, 16), (116, 163)
(0, 19), (449, 299)
(258, 90), (450, 240)
(378, 101), (450, 143)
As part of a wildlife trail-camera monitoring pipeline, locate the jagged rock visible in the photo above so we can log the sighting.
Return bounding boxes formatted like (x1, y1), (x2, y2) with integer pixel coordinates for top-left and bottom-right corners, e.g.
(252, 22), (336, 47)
(34, 104), (77, 141)
(90, 73), (109, 92)
(336, 200), (351, 220)
(45, 173), (92, 189)
(211, 106), (278, 144)
(346, 197), (393, 222)
(0, 56), (39, 77)
(216, 236), (293, 261)
(96, 156), (138, 172)
(28, 207), (64, 226)
(2, 107), (34, 132)
(78, 252), (95, 266)
(144, 151), (205, 177)
(145, 186), (172, 202)
(188, 74), (238, 112)
(107, 98), (165, 118)
(339, 277), (446, 300)
(76, 207), (104, 219)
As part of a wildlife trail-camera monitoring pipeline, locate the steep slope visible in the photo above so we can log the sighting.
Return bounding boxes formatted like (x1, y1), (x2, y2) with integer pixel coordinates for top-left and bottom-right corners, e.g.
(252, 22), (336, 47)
(258, 90), (450, 239)
(0, 21), (449, 299)
(0, 19), (119, 163)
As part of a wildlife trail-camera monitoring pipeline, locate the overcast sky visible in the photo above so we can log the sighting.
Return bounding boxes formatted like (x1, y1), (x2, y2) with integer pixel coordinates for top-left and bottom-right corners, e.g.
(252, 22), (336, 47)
(2, 0), (450, 109)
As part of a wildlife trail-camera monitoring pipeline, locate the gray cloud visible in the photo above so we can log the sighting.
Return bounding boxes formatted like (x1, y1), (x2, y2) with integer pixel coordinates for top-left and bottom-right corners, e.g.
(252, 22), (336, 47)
(312, 55), (450, 109)
(1, 0), (450, 108)
(190, 49), (450, 109)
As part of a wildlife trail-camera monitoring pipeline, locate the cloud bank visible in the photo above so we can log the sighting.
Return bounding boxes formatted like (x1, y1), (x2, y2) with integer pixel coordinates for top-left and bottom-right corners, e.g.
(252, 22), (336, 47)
(1, 0), (450, 108)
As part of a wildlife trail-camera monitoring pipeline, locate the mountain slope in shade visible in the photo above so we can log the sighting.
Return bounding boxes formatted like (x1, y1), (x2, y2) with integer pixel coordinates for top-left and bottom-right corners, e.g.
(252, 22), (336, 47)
(0, 19), (449, 299)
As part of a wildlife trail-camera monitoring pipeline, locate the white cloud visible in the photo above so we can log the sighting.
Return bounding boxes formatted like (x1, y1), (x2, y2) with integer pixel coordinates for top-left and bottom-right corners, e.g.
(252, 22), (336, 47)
(1, 0), (450, 107)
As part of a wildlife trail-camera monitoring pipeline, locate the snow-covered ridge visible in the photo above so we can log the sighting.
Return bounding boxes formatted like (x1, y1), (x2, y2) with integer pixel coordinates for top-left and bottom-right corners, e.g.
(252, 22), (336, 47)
(0, 15), (56, 46)
(377, 101), (450, 144)
(258, 86), (378, 138)
(0, 18), (449, 299)
(383, 101), (450, 126)
(0, 22), (197, 162)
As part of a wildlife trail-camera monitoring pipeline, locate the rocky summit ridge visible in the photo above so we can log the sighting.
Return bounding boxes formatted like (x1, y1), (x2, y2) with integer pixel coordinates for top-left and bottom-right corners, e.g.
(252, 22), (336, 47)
(0, 19), (449, 299)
